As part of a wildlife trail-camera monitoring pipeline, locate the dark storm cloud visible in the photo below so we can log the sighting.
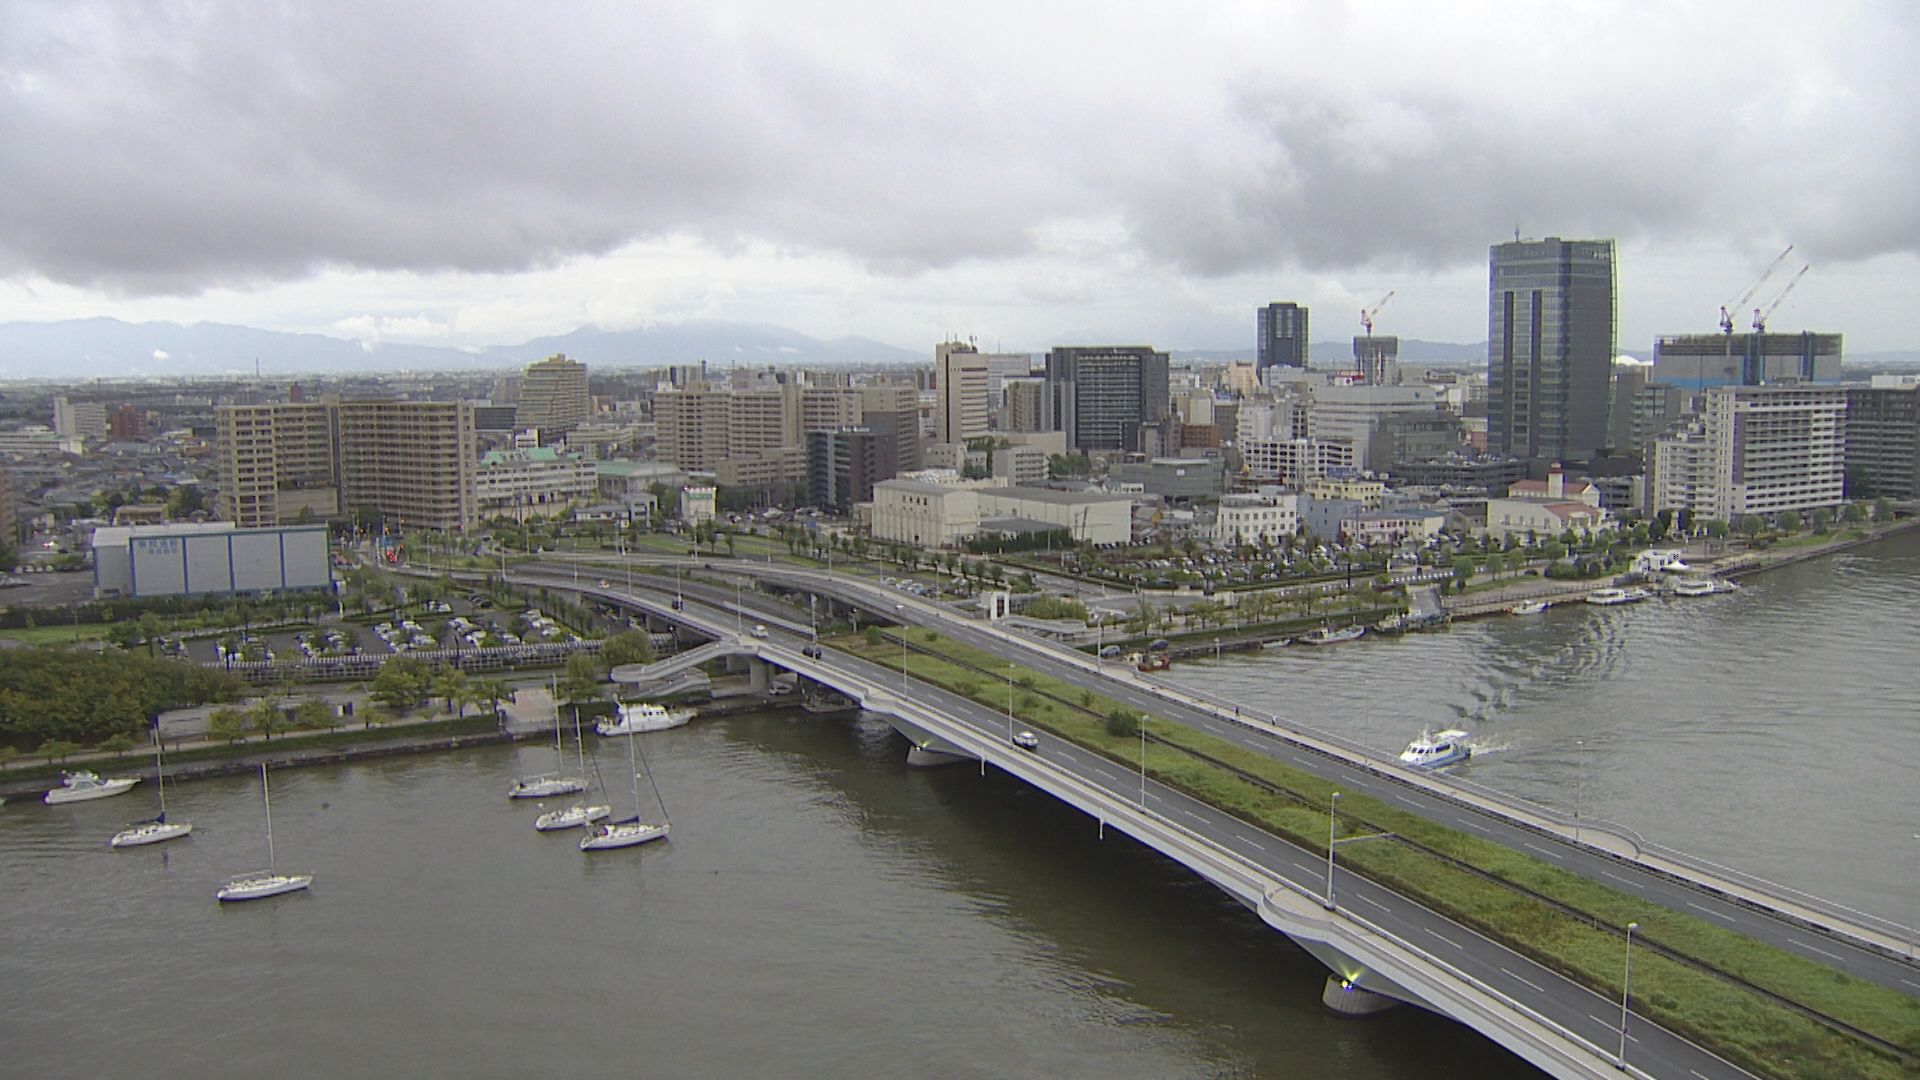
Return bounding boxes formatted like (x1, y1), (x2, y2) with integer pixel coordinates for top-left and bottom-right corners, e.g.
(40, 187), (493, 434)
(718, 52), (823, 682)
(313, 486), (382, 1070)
(2, 2), (1915, 297)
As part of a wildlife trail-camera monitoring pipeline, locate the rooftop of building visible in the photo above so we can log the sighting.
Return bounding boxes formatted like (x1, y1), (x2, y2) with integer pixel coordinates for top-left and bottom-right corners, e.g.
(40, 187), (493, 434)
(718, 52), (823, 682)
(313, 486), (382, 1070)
(981, 485), (1136, 506)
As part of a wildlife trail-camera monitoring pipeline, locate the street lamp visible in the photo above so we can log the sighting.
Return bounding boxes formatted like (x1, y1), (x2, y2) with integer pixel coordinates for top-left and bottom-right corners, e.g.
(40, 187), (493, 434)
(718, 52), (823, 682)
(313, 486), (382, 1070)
(1325, 791), (1341, 909)
(1617, 921), (1640, 1069)
(1006, 664), (1015, 742)
(1214, 635), (1221, 663)
(1138, 713), (1148, 809)
(1574, 738), (1585, 843)
(896, 603), (907, 691)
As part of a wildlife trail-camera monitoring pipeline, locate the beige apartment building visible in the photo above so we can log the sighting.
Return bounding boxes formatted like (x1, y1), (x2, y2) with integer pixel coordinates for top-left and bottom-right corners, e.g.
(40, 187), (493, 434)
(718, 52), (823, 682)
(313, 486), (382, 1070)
(215, 403), (340, 528)
(517, 354), (591, 438)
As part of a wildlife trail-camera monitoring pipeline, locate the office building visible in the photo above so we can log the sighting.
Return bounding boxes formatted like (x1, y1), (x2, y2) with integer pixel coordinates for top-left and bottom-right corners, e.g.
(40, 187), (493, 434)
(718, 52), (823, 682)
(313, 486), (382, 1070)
(1213, 491), (1300, 548)
(860, 384), (923, 473)
(1487, 237), (1617, 463)
(808, 427), (898, 513)
(936, 340), (993, 444)
(474, 447), (598, 519)
(1257, 303), (1309, 373)
(517, 354), (591, 438)
(337, 400), (478, 531)
(1651, 332), (1843, 391)
(1003, 379), (1049, 433)
(1044, 346), (1170, 453)
(1653, 385), (1847, 522)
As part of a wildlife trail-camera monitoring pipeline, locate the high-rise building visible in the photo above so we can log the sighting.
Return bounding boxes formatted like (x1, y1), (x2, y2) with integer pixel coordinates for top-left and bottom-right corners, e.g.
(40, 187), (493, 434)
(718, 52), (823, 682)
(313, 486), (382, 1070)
(1487, 237), (1617, 464)
(1044, 346), (1170, 453)
(1651, 332), (1842, 391)
(807, 427), (898, 513)
(52, 396), (108, 439)
(0, 467), (15, 547)
(1652, 384), (1846, 522)
(1003, 379), (1048, 433)
(1257, 303), (1309, 373)
(1353, 335), (1399, 386)
(935, 340), (992, 444)
(1844, 385), (1920, 499)
(337, 400), (477, 531)
(517, 354), (591, 439)
(860, 384), (922, 473)
(215, 403), (341, 528)
(109, 405), (147, 441)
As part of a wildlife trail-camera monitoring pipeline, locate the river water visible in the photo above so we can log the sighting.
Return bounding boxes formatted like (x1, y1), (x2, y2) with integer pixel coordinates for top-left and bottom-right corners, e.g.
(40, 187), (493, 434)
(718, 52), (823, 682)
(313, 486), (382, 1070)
(2, 534), (1914, 1078)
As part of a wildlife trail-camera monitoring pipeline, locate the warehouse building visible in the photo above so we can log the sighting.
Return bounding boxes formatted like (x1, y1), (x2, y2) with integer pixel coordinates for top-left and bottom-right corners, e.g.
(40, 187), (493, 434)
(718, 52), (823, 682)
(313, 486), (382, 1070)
(93, 522), (332, 599)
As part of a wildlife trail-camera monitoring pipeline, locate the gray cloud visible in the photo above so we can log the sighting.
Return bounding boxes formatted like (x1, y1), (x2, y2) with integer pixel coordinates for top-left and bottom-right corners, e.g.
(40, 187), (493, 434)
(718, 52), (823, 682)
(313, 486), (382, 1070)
(2, 1), (1916, 303)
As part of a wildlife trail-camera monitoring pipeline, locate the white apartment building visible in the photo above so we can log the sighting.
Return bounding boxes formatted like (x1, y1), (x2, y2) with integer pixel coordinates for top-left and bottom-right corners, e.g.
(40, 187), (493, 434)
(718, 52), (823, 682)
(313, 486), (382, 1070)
(1213, 491), (1299, 547)
(679, 486), (716, 525)
(1239, 437), (1355, 484)
(1652, 384), (1847, 522)
(990, 445), (1049, 486)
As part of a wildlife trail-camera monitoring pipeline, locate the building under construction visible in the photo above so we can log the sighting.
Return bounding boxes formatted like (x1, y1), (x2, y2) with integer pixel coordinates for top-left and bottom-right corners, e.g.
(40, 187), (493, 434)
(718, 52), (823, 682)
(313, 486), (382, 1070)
(1651, 332), (1842, 392)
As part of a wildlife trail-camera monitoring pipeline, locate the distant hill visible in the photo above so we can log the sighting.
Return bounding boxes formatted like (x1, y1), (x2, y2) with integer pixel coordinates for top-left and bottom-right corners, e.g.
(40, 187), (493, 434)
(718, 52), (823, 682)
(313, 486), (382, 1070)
(0, 317), (924, 378)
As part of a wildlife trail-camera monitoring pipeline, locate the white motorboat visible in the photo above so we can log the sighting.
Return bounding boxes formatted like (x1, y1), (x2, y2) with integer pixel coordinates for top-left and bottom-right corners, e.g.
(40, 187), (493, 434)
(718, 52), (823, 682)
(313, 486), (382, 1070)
(111, 741), (191, 848)
(1620, 586), (1655, 602)
(1585, 587), (1630, 605)
(595, 702), (693, 737)
(1671, 576), (1717, 597)
(1398, 729), (1471, 768)
(1507, 600), (1551, 616)
(1298, 625), (1365, 645)
(44, 770), (139, 805)
(1262, 638), (1293, 649)
(217, 764), (312, 902)
(510, 682), (586, 798)
(581, 724), (671, 852)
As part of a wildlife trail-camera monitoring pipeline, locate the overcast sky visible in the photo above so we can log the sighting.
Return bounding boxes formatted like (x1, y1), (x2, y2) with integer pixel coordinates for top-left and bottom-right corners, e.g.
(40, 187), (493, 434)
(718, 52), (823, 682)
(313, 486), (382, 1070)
(4, 1), (1917, 361)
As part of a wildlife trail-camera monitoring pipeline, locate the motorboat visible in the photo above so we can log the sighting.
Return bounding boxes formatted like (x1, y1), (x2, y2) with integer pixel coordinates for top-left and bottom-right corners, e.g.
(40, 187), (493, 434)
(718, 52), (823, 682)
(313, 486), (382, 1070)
(1671, 576), (1717, 597)
(44, 770), (139, 805)
(1262, 638), (1293, 649)
(112, 741), (191, 848)
(536, 802), (613, 831)
(216, 764), (312, 902)
(1298, 625), (1365, 645)
(581, 723), (671, 852)
(509, 773), (586, 799)
(1398, 729), (1471, 769)
(1585, 588), (1630, 606)
(1619, 587), (1655, 602)
(1508, 600), (1551, 615)
(595, 702), (693, 737)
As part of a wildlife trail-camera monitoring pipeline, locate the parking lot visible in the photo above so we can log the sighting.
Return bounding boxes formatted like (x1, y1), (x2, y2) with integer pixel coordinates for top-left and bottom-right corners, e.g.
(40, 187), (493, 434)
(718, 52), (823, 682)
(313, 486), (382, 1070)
(175, 593), (583, 665)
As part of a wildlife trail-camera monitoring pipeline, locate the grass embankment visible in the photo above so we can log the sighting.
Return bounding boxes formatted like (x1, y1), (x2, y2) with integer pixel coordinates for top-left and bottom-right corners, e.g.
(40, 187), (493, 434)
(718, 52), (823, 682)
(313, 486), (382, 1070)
(2, 714), (503, 785)
(834, 629), (1919, 1080)
(0, 624), (119, 645)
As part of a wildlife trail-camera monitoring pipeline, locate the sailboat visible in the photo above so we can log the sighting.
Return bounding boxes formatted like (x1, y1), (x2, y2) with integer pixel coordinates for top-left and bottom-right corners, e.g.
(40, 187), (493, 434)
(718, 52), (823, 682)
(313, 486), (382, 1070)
(110, 738), (192, 848)
(579, 725), (670, 851)
(535, 714), (611, 832)
(508, 679), (586, 799)
(216, 763), (313, 902)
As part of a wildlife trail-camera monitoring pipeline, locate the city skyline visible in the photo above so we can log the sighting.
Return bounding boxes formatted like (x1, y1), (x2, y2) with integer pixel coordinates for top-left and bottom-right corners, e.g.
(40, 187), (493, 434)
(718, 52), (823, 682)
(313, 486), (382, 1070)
(5, 3), (1919, 364)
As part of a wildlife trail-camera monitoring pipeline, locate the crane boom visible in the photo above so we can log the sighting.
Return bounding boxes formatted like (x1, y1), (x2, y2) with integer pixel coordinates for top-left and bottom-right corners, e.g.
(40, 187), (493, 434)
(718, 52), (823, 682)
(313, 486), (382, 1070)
(1359, 291), (1395, 336)
(1751, 265), (1809, 334)
(1728, 245), (1794, 312)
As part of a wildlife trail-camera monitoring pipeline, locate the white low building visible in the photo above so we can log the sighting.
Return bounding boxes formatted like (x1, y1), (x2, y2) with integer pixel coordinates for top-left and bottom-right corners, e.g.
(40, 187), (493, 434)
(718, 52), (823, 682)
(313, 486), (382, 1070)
(1486, 464), (1615, 541)
(975, 487), (1133, 545)
(1213, 491), (1299, 547)
(475, 448), (598, 518)
(871, 480), (981, 548)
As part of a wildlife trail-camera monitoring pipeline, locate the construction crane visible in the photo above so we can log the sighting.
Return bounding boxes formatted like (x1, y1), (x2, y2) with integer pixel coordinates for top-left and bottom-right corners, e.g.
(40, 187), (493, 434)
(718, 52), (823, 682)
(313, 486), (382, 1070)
(1359, 291), (1395, 336)
(1752, 265), (1809, 334)
(1721, 245), (1794, 334)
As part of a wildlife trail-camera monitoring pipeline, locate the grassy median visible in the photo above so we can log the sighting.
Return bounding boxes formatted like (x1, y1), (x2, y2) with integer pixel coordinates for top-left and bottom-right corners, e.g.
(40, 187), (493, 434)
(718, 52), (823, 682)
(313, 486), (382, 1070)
(836, 629), (1919, 1080)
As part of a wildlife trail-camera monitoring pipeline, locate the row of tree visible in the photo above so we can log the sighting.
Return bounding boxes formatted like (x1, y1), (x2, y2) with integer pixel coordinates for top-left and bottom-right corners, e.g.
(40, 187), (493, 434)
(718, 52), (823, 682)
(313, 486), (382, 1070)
(0, 647), (244, 750)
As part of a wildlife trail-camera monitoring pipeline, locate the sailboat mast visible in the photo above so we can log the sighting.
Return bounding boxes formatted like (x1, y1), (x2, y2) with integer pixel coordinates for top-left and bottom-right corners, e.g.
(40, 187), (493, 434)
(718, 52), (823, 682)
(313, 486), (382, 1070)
(262, 764), (276, 872)
(628, 730), (641, 816)
(154, 739), (167, 816)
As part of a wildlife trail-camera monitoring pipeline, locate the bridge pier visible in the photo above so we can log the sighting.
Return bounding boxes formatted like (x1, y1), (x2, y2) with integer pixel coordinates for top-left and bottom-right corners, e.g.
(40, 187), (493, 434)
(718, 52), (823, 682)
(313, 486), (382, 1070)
(745, 657), (772, 694)
(1320, 975), (1401, 1017)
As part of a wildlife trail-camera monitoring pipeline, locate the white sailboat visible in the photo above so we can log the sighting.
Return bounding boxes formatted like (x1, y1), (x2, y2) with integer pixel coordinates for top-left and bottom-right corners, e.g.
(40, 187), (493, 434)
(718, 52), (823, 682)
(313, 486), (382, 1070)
(509, 679), (586, 799)
(110, 739), (192, 848)
(216, 763), (313, 902)
(535, 714), (611, 832)
(580, 725), (670, 851)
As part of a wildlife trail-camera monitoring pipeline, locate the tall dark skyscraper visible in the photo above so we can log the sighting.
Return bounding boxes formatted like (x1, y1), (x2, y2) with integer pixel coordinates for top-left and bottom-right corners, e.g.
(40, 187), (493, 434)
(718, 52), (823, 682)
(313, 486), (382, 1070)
(1487, 238), (1617, 463)
(1256, 302), (1309, 373)
(1045, 346), (1170, 452)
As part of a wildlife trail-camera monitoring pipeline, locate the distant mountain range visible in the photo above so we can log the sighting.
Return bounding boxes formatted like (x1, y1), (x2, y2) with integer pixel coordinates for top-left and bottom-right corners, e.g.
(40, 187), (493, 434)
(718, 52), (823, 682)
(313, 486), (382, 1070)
(1, 317), (1914, 379)
(0, 317), (925, 378)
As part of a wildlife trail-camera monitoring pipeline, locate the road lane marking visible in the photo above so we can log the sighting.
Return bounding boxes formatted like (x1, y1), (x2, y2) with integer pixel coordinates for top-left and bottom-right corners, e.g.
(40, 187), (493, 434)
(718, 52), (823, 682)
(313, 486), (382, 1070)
(1521, 842), (1563, 859)
(1422, 927), (1464, 949)
(1353, 893), (1389, 911)
(1498, 967), (1546, 995)
(1785, 937), (1846, 962)
(1598, 870), (1642, 889)
(1587, 1013), (1612, 1029)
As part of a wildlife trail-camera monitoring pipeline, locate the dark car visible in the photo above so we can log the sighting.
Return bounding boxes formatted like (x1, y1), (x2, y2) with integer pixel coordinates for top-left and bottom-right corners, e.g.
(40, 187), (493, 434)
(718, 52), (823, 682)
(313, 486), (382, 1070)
(802, 643), (823, 659)
(1148, 638), (1171, 651)
(671, 597), (685, 611)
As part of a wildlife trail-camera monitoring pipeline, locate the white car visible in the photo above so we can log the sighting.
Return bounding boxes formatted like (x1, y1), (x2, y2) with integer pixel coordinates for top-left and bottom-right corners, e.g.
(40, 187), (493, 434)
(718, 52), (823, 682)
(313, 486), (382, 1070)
(750, 624), (769, 638)
(1012, 731), (1039, 751)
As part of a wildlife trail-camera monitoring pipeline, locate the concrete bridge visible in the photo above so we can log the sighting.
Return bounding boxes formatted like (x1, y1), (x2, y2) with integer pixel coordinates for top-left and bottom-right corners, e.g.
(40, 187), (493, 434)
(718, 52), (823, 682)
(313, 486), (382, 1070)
(514, 563), (1916, 1080)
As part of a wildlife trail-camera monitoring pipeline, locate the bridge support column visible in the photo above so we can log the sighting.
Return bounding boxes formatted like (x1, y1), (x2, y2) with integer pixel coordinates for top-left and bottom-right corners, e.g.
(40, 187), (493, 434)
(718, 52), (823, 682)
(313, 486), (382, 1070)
(1320, 975), (1400, 1017)
(746, 657), (771, 693)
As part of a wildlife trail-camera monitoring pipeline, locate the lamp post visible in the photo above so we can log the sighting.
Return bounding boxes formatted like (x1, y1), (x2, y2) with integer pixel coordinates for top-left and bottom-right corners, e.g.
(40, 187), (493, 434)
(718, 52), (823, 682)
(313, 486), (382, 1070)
(736, 581), (743, 634)
(1138, 713), (1148, 809)
(1214, 635), (1221, 663)
(1574, 738), (1585, 843)
(896, 603), (907, 691)
(1324, 791), (1341, 909)
(1006, 664), (1015, 742)
(1617, 922), (1640, 1069)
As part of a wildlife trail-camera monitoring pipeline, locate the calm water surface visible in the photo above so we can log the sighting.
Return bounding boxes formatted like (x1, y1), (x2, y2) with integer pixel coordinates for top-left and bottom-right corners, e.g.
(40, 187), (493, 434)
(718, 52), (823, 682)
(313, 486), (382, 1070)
(4, 532), (1914, 1077)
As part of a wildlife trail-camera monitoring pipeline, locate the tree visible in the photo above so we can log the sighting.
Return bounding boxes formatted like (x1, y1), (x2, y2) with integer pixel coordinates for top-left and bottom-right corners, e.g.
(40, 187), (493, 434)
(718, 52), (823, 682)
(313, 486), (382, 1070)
(1873, 496), (1893, 522)
(38, 739), (80, 764)
(208, 707), (249, 744)
(1105, 708), (1140, 738)
(1703, 519), (1729, 540)
(600, 630), (656, 669)
(433, 669), (471, 716)
(370, 656), (432, 717)
(1843, 502), (1867, 525)
(249, 696), (284, 742)
(558, 652), (605, 727)
(1776, 510), (1802, 533)
(473, 678), (513, 721)
(293, 698), (335, 731)
(1738, 514), (1767, 539)
(98, 733), (136, 756)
